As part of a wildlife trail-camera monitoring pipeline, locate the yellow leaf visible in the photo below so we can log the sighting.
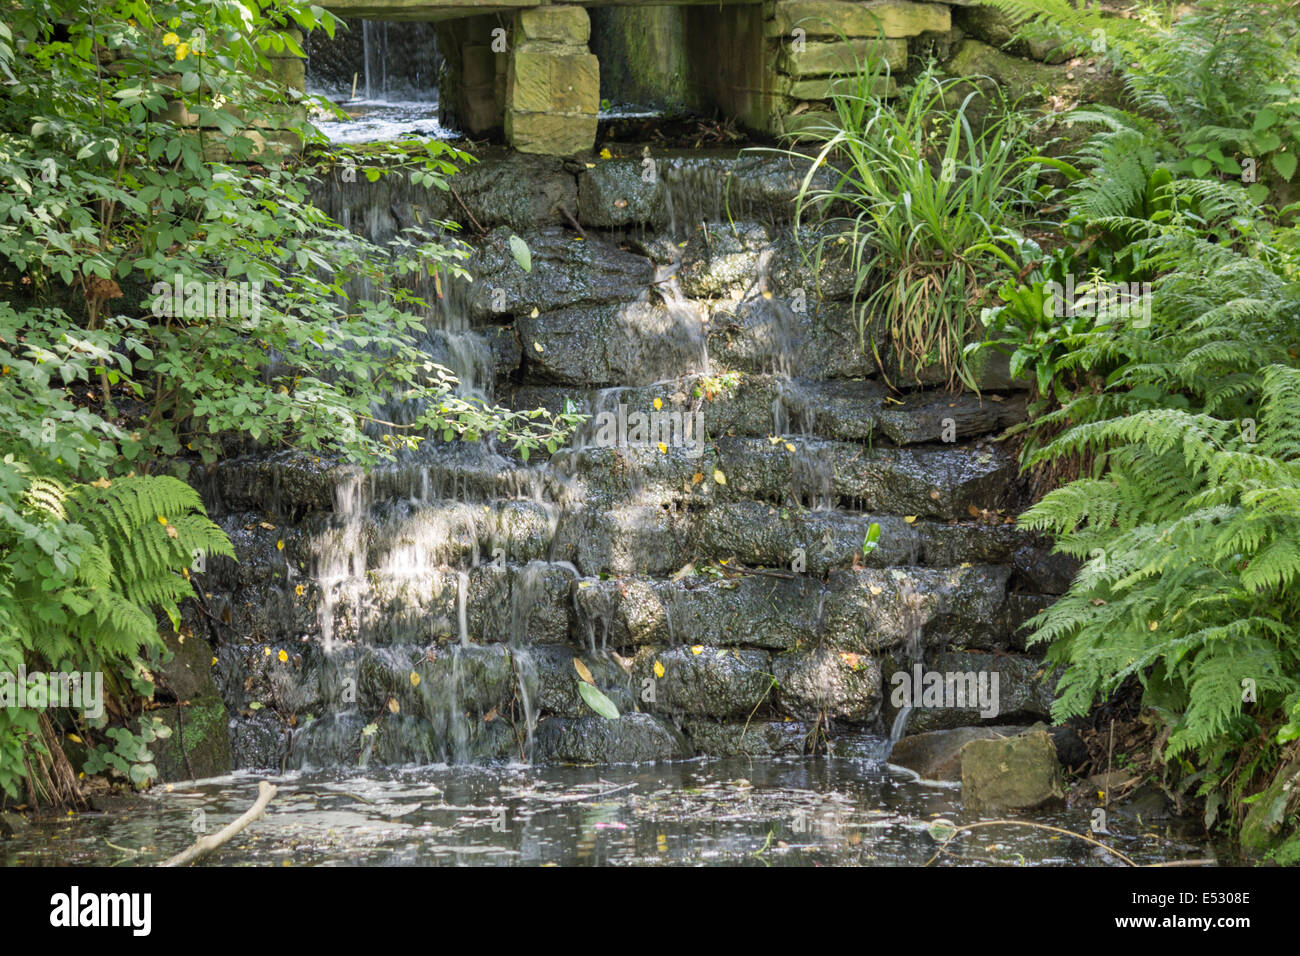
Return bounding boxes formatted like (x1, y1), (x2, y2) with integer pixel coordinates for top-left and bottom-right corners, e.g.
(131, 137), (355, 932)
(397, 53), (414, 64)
(533, 341), (544, 352)
(653, 660), (665, 678)
(713, 469), (726, 486)
(690, 645), (704, 655)
(573, 658), (595, 684)
(410, 672), (421, 687)
(259, 521), (276, 530)
(1149, 620), (1159, 631)
(784, 442), (796, 453)
(211, 657), (218, 667)
(276, 539), (285, 550)
(653, 397), (663, 410)
(869, 585), (883, 596)
(157, 515), (168, 525)
(387, 697), (400, 714)
(530, 307), (539, 318)
(67, 733), (83, 744)
(959, 562), (972, 569)
(767, 435), (781, 445)
(657, 442), (668, 454)
(903, 515), (917, 524)
(278, 650), (288, 663)
(599, 148), (612, 159)
(90, 477), (112, 489)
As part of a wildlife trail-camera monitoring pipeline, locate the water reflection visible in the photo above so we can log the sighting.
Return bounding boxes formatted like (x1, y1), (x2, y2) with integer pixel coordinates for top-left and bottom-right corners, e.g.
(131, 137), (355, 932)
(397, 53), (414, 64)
(2, 757), (1208, 867)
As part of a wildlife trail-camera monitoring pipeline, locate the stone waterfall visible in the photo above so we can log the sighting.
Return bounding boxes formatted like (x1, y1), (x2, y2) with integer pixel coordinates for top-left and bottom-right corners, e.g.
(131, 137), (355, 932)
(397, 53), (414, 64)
(187, 148), (1075, 772)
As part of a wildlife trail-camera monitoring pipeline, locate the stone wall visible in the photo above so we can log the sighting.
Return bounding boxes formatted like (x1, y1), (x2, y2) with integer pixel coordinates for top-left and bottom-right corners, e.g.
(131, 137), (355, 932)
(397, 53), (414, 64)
(190, 147), (1078, 770)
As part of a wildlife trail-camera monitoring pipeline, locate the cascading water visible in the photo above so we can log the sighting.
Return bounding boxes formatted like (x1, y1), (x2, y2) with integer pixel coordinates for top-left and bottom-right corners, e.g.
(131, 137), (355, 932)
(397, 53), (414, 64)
(883, 581), (930, 761)
(306, 18), (449, 143)
(197, 146), (1049, 784)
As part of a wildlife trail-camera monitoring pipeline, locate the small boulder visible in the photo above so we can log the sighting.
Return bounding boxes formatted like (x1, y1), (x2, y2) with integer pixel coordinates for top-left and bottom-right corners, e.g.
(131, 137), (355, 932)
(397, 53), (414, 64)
(960, 729), (1065, 814)
(890, 725), (1033, 782)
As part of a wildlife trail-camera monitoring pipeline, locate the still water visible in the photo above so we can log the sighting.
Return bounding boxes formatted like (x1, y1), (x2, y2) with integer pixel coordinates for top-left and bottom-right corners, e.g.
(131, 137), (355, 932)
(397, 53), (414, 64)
(2, 756), (1209, 867)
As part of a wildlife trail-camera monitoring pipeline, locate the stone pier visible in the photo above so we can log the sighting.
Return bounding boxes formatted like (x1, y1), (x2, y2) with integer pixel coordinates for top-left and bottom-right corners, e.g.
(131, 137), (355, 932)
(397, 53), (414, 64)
(505, 7), (599, 155)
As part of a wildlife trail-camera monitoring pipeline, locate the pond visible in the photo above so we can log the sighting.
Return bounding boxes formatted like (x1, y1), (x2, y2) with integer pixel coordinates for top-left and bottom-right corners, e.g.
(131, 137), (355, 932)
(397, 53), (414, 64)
(2, 756), (1210, 867)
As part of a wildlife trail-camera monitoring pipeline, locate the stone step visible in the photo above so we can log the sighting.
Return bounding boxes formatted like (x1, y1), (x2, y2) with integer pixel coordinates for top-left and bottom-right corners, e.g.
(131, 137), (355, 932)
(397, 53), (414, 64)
(569, 563), (1027, 654)
(506, 376), (1027, 446)
(548, 435), (1017, 517)
(879, 650), (1056, 735)
(200, 445), (571, 521)
(196, 524), (1053, 657)
(576, 152), (833, 230)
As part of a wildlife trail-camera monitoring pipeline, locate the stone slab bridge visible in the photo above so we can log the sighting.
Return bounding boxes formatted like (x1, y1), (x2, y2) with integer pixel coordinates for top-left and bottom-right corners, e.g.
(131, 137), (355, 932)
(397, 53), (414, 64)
(316, 0), (962, 154)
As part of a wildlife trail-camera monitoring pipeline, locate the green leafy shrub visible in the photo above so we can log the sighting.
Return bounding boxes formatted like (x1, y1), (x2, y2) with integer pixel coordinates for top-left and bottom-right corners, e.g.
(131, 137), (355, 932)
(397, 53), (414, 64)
(0, 0), (580, 800)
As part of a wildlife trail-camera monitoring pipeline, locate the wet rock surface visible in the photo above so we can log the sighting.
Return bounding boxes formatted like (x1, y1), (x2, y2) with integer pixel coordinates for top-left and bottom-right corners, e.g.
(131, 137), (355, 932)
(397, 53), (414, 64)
(191, 148), (1064, 771)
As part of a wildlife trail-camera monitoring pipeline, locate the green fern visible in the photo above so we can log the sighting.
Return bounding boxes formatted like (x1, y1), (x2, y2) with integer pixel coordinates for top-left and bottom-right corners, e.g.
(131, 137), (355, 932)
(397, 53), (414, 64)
(1021, 206), (1300, 820)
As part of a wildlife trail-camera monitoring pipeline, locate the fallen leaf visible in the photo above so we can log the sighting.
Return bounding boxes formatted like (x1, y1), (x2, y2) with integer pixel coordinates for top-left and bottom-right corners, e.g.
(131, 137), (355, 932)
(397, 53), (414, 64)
(713, 469), (727, 486)
(574, 658), (595, 684)
(410, 671), (421, 687)
(578, 681), (620, 719)
(654, 660), (665, 678)
(387, 697), (400, 714)
(690, 645), (704, 655)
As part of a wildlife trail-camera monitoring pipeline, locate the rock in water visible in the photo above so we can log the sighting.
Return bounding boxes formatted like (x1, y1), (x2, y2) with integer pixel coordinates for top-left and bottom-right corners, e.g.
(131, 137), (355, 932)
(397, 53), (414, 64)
(960, 729), (1065, 814)
(890, 725), (1033, 782)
